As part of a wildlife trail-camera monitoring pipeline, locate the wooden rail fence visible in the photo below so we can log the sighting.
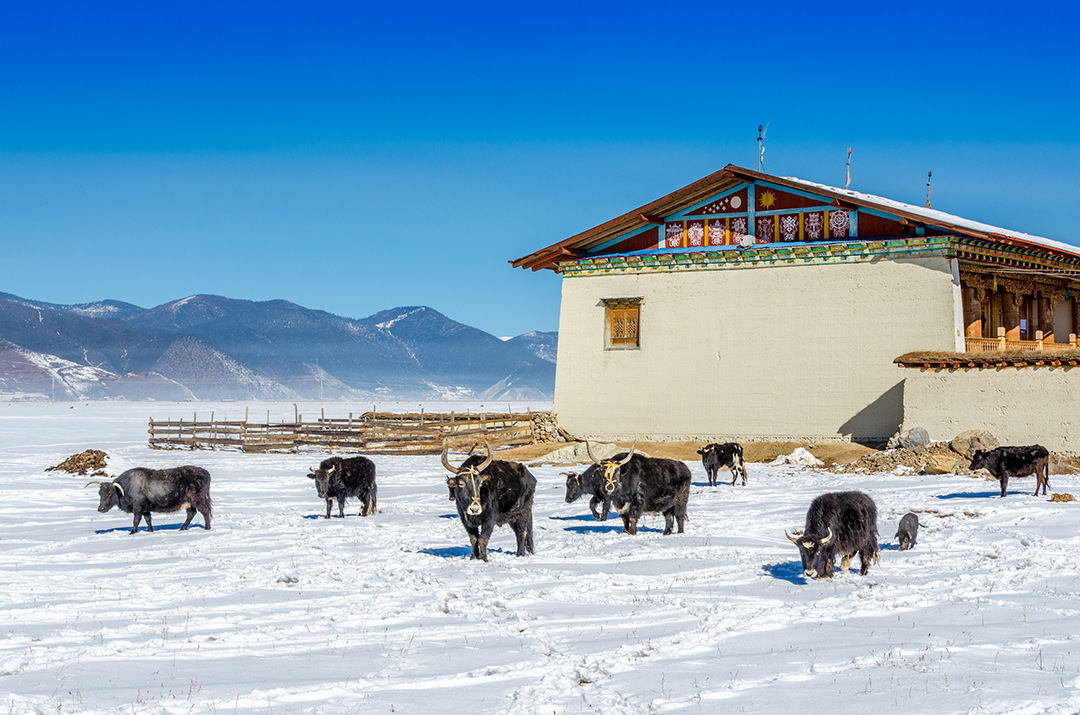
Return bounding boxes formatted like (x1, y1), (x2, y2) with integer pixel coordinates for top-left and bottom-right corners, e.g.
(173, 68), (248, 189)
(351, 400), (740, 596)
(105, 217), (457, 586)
(148, 408), (549, 454)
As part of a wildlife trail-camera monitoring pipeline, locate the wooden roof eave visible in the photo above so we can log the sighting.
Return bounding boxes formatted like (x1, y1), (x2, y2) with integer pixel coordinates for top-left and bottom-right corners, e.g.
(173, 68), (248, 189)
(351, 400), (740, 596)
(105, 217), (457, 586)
(510, 167), (744, 270)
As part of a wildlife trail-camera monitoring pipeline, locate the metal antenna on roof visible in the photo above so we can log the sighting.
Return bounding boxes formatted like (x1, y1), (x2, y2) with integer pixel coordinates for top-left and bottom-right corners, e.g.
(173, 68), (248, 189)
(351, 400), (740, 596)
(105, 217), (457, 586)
(845, 148), (852, 189)
(925, 171), (934, 209)
(757, 124), (768, 171)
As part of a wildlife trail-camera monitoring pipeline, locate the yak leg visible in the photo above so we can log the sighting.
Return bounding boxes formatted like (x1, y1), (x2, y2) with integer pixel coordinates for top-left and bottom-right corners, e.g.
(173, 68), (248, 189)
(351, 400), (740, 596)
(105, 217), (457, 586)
(143, 512), (154, 533)
(200, 506), (212, 530)
(588, 496), (603, 520)
(131, 512), (142, 534)
(511, 514), (533, 556)
(465, 523), (482, 560)
(338, 498), (346, 519)
(839, 555), (852, 573)
(999, 475), (1009, 498)
(740, 463), (748, 486)
(708, 469), (716, 488)
(730, 467), (738, 487)
(662, 509), (675, 536)
(859, 544), (877, 575)
(477, 518), (495, 561)
(324, 499), (333, 519)
(180, 507), (196, 530)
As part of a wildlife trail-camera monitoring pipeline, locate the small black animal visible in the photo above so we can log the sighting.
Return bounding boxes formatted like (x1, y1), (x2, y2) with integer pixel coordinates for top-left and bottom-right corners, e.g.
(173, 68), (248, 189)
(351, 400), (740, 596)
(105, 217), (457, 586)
(895, 512), (921, 550)
(87, 466), (212, 534)
(697, 442), (747, 486)
(585, 442), (690, 536)
(307, 456), (377, 518)
(786, 491), (878, 579)
(442, 441), (536, 561)
(969, 445), (1050, 498)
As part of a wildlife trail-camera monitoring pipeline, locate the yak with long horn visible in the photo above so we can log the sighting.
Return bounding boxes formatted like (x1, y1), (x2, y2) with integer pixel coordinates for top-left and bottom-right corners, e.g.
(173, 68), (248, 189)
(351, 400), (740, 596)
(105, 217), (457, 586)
(441, 439), (536, 562)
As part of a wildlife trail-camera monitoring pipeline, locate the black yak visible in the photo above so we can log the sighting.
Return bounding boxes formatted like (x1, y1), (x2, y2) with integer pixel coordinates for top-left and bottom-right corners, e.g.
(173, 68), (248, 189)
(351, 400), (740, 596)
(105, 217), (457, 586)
(969, 445), (1050, 498)
(87, 466), (212, 534)
(307, 456), (377, 518)
(442, 441), (536, 561)
(786, 491), (878, 579)
(585, 442), (690, 536)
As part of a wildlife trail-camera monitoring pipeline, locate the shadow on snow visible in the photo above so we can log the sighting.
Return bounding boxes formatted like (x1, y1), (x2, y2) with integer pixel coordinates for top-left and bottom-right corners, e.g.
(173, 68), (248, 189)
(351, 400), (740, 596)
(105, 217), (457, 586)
(95, 523), (207, 535)
(416, 546), (515, 559)
(937, 490), (1023, 499)
(764, 561), (806, 585)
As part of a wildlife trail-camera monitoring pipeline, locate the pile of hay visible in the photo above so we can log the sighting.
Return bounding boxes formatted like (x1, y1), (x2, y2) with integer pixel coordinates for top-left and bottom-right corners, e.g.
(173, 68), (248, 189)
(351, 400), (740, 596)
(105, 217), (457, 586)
(45, 449), (108, 476)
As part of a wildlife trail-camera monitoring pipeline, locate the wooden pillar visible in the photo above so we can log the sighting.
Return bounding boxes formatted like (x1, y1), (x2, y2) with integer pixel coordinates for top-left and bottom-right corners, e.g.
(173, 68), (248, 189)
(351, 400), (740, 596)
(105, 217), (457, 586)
(963, 285), (983, 338)
(1004, 292), (1020, 341)
(1072, 298), (1080, 345)
(1039, 296), (1054, 343)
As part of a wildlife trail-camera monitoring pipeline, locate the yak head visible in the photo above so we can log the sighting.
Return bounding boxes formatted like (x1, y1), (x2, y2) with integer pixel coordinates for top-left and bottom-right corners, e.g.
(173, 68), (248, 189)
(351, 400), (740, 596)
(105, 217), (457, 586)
(85, 480), (124, 513)
(562, 471), (584, 503)
(307, 463), (337, 499)
(585, 441), (636, 494)
(968, 450), (992, 473)
(785, 528), (833, 579)
(442, 441), (494, 516)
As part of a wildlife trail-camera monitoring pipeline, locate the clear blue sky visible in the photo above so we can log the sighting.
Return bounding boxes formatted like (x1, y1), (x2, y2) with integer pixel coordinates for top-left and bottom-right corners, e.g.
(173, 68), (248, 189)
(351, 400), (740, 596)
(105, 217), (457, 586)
(2, 1), (1078, 336)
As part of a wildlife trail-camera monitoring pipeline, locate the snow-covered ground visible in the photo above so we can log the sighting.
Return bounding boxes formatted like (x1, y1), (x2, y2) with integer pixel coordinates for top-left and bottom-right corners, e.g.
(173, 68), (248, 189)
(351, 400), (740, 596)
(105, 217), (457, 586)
(2, 401), (1079, 714)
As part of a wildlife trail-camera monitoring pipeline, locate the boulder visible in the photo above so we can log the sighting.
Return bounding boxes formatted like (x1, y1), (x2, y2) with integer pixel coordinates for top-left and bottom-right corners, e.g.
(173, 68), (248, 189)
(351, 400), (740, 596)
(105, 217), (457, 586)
(898, 427), (930, 450)
(949, 430), (999, 460)
(769, 447), (823, 467)
(923, 452), (966, 475)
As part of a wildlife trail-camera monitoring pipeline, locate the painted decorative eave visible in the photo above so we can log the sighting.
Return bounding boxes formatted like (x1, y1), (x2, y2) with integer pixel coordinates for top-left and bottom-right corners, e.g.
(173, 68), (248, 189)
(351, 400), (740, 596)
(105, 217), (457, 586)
(557, 236), (1080, 278)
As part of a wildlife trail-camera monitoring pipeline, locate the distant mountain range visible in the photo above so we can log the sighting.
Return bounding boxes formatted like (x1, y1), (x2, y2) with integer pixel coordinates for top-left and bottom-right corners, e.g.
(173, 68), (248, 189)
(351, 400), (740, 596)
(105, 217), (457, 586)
(0, 293), (557, 401)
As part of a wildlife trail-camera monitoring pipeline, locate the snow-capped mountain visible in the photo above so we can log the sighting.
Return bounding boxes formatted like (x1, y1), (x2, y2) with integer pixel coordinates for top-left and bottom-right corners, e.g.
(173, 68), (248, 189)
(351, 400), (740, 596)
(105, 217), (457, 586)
(0, 293), (555, 400)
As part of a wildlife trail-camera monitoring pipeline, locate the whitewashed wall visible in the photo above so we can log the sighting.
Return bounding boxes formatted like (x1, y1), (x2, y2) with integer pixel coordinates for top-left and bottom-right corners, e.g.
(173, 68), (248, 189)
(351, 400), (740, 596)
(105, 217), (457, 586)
(553, 256), (960, 442)
(902, 366), (1080, 455)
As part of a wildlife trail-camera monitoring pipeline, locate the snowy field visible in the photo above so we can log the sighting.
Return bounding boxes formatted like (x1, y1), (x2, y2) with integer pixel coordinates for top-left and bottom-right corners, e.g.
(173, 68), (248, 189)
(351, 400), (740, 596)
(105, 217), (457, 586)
(2, 401), (1080, 714)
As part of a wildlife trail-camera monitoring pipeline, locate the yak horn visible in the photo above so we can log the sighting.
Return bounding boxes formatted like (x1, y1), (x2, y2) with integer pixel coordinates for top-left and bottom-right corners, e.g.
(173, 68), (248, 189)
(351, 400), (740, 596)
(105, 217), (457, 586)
(618, 441), (637, 465)
(820, 528), (833, 545)
(477, 440), (494, 473)
(84, 480), (107, 488)
(441, 441), (460, 474)
(112, 483), (124, 496)
(585, 441), (599, 465)
(327, 465), (335, 474)
(784, 530), (800, 544)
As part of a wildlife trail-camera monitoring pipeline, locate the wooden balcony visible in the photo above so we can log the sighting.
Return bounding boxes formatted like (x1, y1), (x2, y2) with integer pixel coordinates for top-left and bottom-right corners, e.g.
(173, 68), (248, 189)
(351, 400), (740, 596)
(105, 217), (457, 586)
(964, 331), (1077, 353)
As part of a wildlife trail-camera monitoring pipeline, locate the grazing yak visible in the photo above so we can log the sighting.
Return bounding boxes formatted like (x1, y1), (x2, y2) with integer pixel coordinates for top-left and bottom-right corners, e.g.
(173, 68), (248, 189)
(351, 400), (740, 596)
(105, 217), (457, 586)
(697, 442), (747, 487)
(786, 491), (878, 579)
(584, 442), (691, 536)
(307, 456), (377, 518)
(895, 512), (921, 551)
(87, 466), (212, 534)
(969, 445), (1050, 498)
(442, 441), (536, 561)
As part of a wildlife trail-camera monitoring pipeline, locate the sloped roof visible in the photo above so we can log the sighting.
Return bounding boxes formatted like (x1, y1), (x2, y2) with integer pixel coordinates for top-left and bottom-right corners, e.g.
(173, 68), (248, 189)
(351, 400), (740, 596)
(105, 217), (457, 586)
(512, 164), (1080, 271)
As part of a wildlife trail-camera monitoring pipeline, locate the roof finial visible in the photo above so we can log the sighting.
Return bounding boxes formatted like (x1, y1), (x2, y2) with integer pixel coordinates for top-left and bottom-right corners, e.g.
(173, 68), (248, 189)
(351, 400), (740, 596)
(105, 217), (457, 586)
(757, 123), (768, 172)
(845, 147), (852, 190)
(925, 171), (933, 209)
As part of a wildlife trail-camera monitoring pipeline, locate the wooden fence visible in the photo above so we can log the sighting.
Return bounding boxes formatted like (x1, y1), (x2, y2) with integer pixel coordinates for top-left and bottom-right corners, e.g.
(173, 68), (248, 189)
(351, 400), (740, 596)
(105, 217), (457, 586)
(147, 408), (549, 454)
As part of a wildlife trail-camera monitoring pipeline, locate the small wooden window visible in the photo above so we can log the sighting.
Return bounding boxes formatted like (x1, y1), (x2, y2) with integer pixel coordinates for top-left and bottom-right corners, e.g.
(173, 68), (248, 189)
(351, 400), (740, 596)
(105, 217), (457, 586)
(603, 298), (642, 349)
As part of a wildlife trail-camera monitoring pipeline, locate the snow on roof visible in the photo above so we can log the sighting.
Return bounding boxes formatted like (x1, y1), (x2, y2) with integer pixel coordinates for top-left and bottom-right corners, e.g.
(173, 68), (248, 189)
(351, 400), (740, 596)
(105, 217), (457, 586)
(784, 175), (1080, 258)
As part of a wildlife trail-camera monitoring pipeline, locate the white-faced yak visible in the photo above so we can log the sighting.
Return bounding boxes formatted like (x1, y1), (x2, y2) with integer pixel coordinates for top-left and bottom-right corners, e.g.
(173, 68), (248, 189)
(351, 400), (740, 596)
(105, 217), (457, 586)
(697, 442), (747, 487)
(441, 441), (536, 561)
(786, 491), (878, 579)
(87, 466), (212, 535)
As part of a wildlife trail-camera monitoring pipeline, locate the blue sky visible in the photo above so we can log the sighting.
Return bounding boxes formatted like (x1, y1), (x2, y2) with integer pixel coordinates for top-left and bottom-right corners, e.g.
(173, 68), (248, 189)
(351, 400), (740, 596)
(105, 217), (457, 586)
(2, 1), (1078, 336)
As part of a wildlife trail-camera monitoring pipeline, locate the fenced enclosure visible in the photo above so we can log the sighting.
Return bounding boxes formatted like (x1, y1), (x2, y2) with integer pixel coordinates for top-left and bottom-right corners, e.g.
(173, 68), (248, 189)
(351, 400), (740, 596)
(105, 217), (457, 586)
(147, 407), (560, 454)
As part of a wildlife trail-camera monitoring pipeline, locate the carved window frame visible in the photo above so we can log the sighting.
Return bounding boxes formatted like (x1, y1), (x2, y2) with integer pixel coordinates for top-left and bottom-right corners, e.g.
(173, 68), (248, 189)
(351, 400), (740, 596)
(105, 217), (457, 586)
(602, 297), (642, 350)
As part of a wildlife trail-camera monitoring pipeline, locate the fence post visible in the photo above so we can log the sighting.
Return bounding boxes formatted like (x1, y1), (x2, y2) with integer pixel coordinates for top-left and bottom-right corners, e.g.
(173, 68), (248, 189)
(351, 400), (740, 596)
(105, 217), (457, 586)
(1036, 330), (1045, 351)
(998, 326), (1006, 350)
